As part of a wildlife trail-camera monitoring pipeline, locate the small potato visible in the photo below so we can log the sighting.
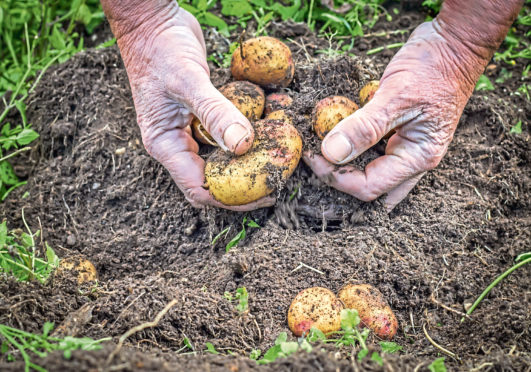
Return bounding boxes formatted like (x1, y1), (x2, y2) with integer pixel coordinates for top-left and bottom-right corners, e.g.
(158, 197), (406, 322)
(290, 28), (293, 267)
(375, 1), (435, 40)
(264, 93), (293, 115)
(205, 118), (302, 205)
(338, 284), (398, 339)
(56, 256), (98, 284)
(191, 81), (265, 146)
(359, 80), (379, 107)
(313, 96), (358, 140)
(265, 109), (293, 125)
(287, 287), (344, 337)
(231, 37), (294, 89)
(219, 81), (265, 121)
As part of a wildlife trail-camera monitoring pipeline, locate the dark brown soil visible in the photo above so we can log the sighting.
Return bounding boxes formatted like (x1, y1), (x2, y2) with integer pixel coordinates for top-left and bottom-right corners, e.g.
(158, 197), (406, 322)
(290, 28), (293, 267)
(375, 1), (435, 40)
(1, 5), (530, 372)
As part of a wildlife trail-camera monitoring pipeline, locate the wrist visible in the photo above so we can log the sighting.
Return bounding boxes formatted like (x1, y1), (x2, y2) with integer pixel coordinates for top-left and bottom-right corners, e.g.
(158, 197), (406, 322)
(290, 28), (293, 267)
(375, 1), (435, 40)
(101, 0), (179, 41)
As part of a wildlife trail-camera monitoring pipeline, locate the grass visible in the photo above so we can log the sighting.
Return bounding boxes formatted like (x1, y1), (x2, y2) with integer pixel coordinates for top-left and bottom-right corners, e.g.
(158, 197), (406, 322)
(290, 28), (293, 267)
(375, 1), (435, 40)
(0, 322), (110, 372)
(0, 211), (59, 283)
(211, 216), (260, 252)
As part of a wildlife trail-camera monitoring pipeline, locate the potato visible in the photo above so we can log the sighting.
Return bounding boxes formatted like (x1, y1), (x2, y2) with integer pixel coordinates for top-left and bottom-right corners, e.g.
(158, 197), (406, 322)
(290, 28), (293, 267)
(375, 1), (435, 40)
(287, 287), (344, 337)
(219, 81), (265, 121)
(191, 81), (265, 146)
(205, 118), (302, 205)
(359, 80), (379, 107)
(337, 284), (398, 339)
(56, 256), (98, 284)
(231, 37), (294, 89)
(265, 109), (293, 125)
(312, 96), (358, 140)
(264, 93), (293, 115)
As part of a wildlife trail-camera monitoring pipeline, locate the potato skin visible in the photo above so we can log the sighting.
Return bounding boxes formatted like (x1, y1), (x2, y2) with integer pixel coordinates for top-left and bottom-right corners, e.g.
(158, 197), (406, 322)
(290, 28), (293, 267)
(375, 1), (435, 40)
(231, 37), (294, 89)
(205, 118), (302, 205)
(57, 256), (98, 284)
(313, 96), (358, 140)
(191, 117), (217, 146)
(219, 81), (265, 121)
(264, 93), (293, 115)
(337, 284), (398, 339)
(359, 80), (379, 107)
(288, 287), (344, 337)
(265, 109), (293, 125)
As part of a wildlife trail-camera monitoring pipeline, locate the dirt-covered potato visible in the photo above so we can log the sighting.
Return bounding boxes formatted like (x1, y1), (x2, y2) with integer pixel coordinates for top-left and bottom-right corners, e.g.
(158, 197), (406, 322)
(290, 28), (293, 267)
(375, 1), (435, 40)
(205, 118), (302, 205)
(264, 93), (293, 115)
(287, 287), (344, 337)
(265, 109), (293, 125)
(219, 81), (265, 121)
(359, 80), (379, 107)
(56, 256), (98, 284)
(313, 96), (358, 140)
(337, 284), (398, 339)
(231, 37), (294, 89)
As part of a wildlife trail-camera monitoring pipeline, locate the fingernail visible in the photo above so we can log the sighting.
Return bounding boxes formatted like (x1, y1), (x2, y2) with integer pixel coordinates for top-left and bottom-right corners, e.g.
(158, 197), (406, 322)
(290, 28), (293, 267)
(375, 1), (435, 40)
(223, 124), (250, 151)
(322, 132), (353, 164)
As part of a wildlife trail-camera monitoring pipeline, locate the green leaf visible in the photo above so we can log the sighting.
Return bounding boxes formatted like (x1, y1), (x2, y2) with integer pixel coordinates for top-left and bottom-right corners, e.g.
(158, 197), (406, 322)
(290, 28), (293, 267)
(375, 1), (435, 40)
(515, 252), (531, 263)
(298, 339), (312, 353)
(205, 342), (219, 354)
(1, 341), (9, 354)
(235, 287), (248, 313)
(246, 219), (260, 228)
(280, 341), (298, 355)
(379, 341), (403, 353)
(340, 309), (360, 331)
(42, 322), (54, 337)
(510, 120), (523, 134)
(428, 357), (447, 372)
(371, 351), (384, 366)
(226, 228), (245, 252)
(307, 327), (326, 342)
(16, 128), (39, 145)
(249, 349), (261, 360)
(221, 0), (253, 17)
(275, 332), (288, 345)
(46, 243), (60, 268)
(258, 344), (281, 364)
(0, 161), (19, 185)
(475, 75), (495, 91)
(183, 337), (194, 350)
(202, 12), (229, 37)
(15, 101), (28, 127)
(0, 221), (7, 247)
(357, 348), (369, 361)
(77, 3), (93, 25)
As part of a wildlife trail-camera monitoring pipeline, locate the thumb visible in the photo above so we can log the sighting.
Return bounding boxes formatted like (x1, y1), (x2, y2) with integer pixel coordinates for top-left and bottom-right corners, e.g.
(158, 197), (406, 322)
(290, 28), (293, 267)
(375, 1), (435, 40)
(321, 92), (422, 164)
(182, 73), (255, 155)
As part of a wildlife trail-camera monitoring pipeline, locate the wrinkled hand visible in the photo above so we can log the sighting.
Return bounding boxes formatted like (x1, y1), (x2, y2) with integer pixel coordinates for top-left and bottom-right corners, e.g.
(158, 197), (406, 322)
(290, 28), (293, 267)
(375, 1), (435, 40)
(304, 20), (489, 211)
(108, 3), (274, 210)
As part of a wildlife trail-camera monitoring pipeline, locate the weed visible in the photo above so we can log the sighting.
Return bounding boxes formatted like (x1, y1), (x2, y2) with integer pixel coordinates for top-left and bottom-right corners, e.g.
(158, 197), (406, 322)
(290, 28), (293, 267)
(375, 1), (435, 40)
(511, 120), (523, 134)
(205, 342), (220, 354)
(475, 75), (495, 91)
(225, 286), (249, 314)
(0, 212), (59, 283)
(494, 5), (531, 65)
(225, 216), (260, 252)
(0, 322), (110, 372)
(461, 251), (530, 322)
(428, 357), (447, 372)
(255, 332), (312, 364)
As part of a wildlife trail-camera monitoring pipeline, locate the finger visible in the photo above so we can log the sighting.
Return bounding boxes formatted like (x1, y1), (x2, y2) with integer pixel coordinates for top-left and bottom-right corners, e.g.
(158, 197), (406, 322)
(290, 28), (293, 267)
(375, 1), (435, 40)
(304, 137), (424, 202)
(320, 90), (424, 165)
(145, 128), (274, 211)
(168, 69), (255, 156)
(384, 172), (425, 212)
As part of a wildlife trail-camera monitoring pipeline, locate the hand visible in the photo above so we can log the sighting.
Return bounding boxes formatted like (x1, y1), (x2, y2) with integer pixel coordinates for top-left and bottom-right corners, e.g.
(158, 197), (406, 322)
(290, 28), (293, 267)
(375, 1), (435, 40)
(105, 2), (274, 210)
(303, 21), (488, 211)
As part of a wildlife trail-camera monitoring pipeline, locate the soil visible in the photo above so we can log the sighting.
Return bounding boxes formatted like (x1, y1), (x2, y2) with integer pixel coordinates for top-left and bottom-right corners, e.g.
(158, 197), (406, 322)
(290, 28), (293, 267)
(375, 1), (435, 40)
(1, 4), (530, 372)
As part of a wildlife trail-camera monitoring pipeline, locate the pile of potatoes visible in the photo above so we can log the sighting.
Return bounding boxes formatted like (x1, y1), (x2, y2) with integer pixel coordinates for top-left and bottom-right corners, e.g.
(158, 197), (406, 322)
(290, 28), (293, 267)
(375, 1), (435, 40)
(287, 283), (398, 339)
(192, 36), (300, 206)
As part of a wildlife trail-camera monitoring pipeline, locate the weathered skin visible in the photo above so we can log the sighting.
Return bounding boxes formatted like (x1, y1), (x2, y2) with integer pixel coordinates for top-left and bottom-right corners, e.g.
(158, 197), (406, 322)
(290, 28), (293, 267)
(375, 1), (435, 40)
(101, 0), (274, 210)
(304, 0), (523, 211)
(102, 0), (522, 211)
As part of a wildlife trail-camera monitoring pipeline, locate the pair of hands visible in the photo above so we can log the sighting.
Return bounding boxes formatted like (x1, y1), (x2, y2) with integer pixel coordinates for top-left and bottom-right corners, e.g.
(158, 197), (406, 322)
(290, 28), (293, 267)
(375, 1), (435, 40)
(109, 2), (491, 212)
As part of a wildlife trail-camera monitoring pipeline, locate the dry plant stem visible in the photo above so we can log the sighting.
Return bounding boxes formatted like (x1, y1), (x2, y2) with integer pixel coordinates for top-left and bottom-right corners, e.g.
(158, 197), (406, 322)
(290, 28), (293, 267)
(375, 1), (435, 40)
(422, 323), (459, 361)
(105, 299), (178, 367)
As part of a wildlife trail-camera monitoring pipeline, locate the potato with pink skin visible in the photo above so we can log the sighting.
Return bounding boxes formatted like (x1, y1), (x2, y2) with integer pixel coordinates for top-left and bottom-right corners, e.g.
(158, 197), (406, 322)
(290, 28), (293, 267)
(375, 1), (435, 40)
(287, 287), (344, 337)
(337, 284), (398, 339)
(231, 37), (295, 89)
(313, 96), (358, 140)
(264, 93), (293, 115)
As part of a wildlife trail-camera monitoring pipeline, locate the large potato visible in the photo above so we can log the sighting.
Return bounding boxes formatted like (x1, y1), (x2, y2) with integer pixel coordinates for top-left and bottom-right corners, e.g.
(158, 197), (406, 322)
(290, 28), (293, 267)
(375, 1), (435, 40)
(337, 284), (398, 339)
(264, 93), (293, 115)
(359, 80), (379, 107)
(191, 81), (265, 146)
(219, 81), (265, 121)
(231, 37), (294, 89)
(205, 118), (302, 205)
(56, 256), (98, 284)
(288, 287), (344, 337)
(313, 96), (358, 140)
